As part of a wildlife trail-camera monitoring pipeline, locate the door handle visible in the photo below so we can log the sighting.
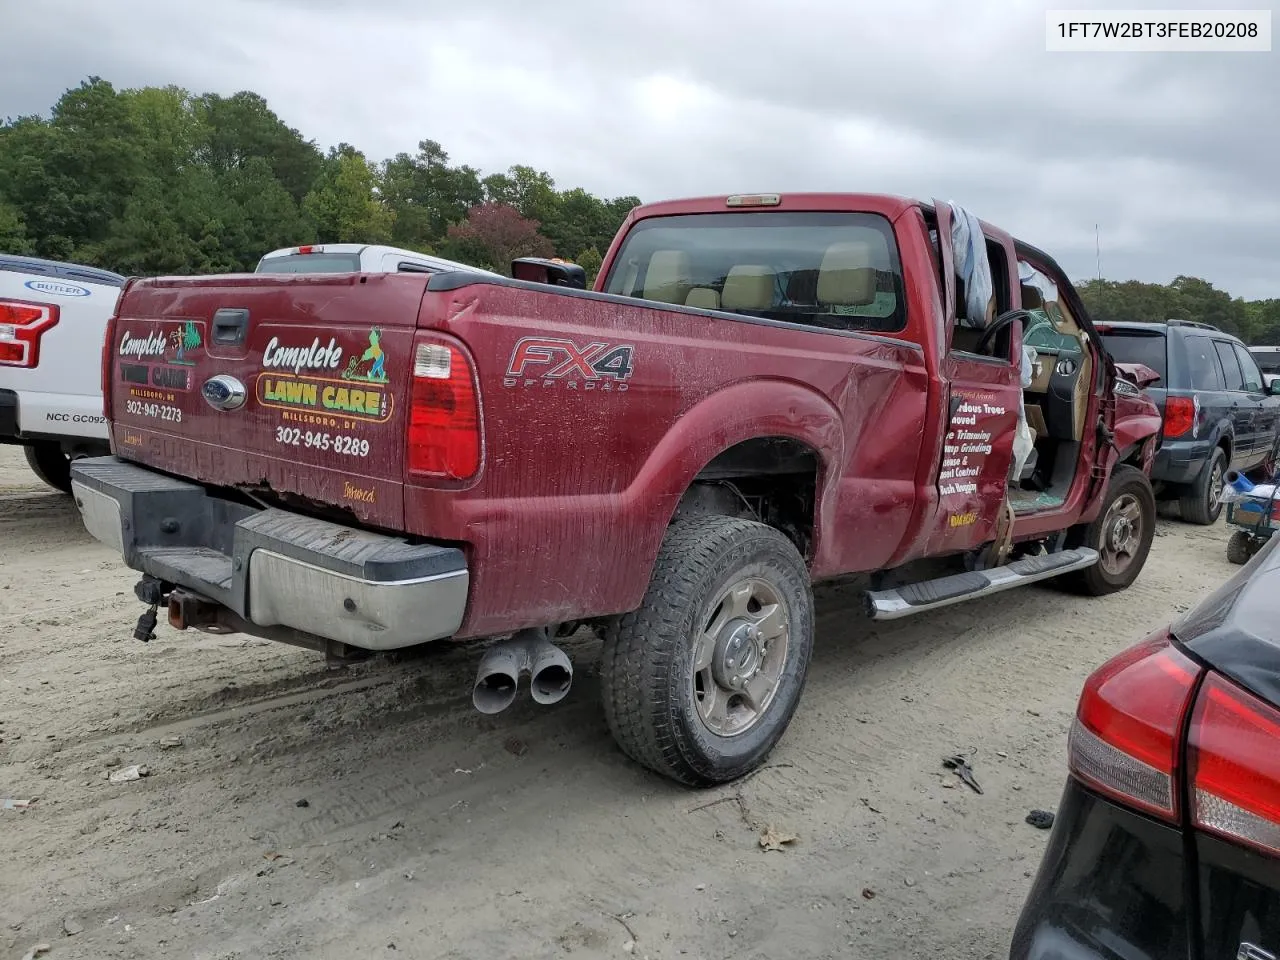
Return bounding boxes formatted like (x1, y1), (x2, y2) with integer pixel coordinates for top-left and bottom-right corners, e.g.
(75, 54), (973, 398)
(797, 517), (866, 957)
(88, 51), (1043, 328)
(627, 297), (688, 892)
(211, 307), (250, 346)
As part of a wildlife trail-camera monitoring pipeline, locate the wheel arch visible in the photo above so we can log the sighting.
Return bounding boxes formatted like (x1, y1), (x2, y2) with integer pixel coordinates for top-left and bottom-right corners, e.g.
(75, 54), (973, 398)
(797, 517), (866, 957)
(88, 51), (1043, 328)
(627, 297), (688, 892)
(615, 379), (844, 612)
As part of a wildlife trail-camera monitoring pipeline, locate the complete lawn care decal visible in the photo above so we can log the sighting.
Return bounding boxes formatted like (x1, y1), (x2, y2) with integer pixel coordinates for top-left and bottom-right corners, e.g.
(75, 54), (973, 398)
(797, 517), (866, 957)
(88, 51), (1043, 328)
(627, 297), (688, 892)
(257, 327), (394, 427)
(117, 322), (204, 422)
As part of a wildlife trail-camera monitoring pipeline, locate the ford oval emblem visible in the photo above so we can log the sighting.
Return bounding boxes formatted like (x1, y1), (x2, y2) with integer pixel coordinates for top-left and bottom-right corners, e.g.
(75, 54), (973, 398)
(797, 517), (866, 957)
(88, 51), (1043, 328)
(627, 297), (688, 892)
(25, 278), (90, 298)
(202, 375), (247, 411)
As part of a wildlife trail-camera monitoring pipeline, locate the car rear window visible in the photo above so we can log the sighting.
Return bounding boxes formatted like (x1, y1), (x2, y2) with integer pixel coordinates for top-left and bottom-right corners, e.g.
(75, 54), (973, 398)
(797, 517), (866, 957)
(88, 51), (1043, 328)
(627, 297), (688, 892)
(601, 211), (906, 334)
(256, 253), (362, 274)
(1100, 330), (1167, 384)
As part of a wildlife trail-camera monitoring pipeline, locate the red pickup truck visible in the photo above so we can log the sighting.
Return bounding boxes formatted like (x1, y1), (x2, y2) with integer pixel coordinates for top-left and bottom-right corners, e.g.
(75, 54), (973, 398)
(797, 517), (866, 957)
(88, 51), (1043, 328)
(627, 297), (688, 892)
(70, 193), (1162, 785)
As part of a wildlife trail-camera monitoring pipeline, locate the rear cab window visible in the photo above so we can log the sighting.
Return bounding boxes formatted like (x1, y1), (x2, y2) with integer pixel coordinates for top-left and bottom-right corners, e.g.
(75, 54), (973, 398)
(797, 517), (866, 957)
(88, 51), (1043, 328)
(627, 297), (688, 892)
(1099, 329), (1168, 385)
(601, 211), (906, 334)
(256, 253), (362, 274)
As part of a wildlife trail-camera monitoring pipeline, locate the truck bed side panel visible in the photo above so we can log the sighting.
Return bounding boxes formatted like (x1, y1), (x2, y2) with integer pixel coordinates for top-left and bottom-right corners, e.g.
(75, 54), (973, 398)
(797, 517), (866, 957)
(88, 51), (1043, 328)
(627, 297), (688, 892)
(405, 282), (929, 637)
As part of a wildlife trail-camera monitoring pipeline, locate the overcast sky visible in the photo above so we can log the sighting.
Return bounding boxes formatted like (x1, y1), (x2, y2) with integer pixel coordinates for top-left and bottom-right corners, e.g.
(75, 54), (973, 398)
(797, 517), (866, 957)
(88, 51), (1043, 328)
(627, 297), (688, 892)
(2, 0), (1276, 298)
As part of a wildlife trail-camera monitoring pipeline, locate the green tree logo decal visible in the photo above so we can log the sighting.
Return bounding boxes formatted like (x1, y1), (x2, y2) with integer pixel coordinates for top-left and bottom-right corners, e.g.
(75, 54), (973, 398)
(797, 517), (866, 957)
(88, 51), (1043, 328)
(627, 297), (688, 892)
(169, 321), (202, 365)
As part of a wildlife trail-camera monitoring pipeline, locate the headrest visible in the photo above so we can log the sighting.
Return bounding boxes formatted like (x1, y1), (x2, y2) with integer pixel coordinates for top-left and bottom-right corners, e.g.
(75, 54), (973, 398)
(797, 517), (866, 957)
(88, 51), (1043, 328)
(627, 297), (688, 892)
(643, 250), (691, 303)
(721, 265), (775, 311)
(684, 287), (720, 310)
(817, 242), (876, 306)
(1020, 284), (1044, 310)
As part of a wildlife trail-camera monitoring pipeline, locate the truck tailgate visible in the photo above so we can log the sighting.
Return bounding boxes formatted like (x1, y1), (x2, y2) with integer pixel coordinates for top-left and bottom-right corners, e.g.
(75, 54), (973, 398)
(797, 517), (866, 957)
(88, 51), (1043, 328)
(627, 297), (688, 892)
(109, 273), (428, 529)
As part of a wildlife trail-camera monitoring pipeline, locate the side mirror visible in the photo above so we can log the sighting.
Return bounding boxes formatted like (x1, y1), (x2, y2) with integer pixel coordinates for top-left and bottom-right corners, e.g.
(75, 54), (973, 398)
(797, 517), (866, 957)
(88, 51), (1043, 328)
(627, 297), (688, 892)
(511, 257), (587, 290)
(1267, 378), (1280, 396)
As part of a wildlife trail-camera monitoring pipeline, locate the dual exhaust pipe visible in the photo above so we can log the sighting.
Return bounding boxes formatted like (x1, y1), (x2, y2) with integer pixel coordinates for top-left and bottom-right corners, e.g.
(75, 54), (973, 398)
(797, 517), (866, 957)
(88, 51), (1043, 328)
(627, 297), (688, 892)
(472, 628), (573, 714)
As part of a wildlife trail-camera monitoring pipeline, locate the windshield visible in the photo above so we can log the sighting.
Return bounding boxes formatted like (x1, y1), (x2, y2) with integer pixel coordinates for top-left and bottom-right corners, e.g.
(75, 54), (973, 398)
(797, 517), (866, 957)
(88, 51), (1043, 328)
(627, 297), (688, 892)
(601, 211), (906, 334)
(1024, 312), (1082, 354)
(1100, 330), (1167, 384)
(256, 252), (362, 274)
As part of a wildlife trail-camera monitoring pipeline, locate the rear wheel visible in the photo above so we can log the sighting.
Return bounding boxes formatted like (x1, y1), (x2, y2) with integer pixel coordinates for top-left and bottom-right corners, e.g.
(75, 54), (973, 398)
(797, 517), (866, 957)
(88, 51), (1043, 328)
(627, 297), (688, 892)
(23, 441), (72, 494)
(1227, 530), (1255, 565)
(599, 516), (815, 786)
(1179, 447), (1226, 526)
(1064, 464), (1156, 596)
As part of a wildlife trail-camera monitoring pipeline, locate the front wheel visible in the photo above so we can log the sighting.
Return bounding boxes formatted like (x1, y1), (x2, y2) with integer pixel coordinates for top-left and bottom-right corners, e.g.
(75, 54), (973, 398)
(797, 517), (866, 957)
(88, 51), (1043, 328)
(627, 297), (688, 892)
(599, 516), (815, 786)
(1064, 464), (1157, 596)
(23, 441), (72, 493)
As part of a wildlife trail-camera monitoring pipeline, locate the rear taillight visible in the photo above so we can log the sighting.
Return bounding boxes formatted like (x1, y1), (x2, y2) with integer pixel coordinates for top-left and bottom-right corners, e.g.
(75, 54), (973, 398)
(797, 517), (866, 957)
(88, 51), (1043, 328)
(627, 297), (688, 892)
(100, 315), (117, 421)
(0, 300), (59, 368)
(1189, 674), (1280, 856)
(1068, 631), (1203, 821)
(1163, 395), (1196, 439)
(406, 337), (481, 482)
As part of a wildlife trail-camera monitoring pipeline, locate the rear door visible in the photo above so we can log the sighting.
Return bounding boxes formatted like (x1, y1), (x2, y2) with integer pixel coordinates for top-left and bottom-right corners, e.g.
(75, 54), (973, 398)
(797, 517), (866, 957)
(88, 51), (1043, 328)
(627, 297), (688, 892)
(1182, 333), (1233, 452)
(1214, 339), (1260, 465)
(109, 273), (427, 529)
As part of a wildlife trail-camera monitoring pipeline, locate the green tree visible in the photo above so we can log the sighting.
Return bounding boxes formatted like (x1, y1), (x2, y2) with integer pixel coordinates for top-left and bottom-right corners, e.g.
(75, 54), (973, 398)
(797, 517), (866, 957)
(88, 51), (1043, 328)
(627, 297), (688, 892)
(381, 139), (482, 249)
(576, 246), (603, 286)
(0, 200), (34, 254)
(302, 145), (394, 243)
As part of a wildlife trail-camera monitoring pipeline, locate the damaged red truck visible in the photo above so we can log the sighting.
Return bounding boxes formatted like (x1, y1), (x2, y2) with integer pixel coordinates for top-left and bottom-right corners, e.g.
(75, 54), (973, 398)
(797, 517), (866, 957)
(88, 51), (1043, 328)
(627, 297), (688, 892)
(71, 193), (1163, 786)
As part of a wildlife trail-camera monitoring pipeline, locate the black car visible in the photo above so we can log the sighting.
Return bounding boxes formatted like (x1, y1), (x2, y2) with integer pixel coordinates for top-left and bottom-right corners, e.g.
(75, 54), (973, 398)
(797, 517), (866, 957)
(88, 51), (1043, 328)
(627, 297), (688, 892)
(1092, 320), (1280, 525)
(1010, 534), (1280, 960)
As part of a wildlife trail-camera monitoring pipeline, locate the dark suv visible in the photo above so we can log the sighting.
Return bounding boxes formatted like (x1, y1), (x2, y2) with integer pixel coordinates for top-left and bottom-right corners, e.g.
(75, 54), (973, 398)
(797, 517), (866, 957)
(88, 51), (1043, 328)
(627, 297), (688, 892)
(1093, 319), (1280, 524)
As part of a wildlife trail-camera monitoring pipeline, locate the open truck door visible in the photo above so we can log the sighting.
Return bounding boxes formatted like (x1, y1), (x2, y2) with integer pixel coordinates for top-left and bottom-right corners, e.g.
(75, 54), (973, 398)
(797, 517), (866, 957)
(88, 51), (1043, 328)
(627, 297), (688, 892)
(920, 200), (1021, 560)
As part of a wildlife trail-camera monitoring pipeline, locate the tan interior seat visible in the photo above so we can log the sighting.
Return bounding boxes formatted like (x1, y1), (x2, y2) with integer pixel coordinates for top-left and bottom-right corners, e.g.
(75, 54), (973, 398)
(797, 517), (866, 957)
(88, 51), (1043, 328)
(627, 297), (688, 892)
(816, 241), (876, 307)
(685, 287), (721, 310)
(721, 265), (776, 312)
(642, 250), (692, 304)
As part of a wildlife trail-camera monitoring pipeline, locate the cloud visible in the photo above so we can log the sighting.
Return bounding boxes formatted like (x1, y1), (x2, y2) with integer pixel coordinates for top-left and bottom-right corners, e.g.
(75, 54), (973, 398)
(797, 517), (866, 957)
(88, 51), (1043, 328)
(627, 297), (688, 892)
(2, 0), (1276, 297)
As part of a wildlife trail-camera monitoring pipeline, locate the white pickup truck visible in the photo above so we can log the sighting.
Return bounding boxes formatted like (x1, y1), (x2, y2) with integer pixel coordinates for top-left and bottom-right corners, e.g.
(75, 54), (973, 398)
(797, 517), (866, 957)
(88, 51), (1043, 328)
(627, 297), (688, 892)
(2, 245), (494, 491)
(0, 254), (125, 491)
(254, 243), (503, 276)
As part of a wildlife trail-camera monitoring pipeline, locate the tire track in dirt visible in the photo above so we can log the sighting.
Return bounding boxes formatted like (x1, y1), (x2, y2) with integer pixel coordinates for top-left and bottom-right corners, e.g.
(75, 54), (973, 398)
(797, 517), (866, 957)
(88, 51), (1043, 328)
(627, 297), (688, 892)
(0, 445), (1242, 960)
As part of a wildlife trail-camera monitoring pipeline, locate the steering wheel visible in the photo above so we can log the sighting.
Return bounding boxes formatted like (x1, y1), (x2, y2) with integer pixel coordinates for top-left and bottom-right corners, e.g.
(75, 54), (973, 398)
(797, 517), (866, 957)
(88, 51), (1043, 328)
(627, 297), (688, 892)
(974, 309), (1037, 357)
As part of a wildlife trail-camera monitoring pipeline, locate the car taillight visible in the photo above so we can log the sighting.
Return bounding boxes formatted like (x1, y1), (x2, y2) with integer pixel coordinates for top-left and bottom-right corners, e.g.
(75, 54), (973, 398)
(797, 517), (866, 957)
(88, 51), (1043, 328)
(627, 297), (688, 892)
(1163, 395), (1196, 439)
(100, 315), (117, 420)
(0, 300), (59, 368)
(406, 337), (481, 482)
(1188, 673), (1280, 856)
(1068, 631), (1203, 822)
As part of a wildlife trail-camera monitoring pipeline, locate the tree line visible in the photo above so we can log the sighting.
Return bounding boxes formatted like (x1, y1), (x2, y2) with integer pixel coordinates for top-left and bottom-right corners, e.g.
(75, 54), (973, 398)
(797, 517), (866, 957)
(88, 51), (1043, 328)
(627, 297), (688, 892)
(2, 78), (1277, 343)
(0, 78), (638, 282)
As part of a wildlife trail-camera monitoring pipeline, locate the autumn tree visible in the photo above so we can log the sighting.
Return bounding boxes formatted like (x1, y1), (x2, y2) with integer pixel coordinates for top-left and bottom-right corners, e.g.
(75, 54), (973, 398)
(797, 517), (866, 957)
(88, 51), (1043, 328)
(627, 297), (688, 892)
(444, 203), (553, 274)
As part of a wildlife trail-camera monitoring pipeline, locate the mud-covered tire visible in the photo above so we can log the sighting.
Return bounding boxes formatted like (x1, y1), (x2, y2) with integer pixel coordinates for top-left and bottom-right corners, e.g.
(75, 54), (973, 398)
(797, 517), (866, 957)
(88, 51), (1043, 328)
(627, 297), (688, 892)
(1179, 447), (1226, 526)
(23, 441), (72, 494)
(599, 516), (815, 787)
(1227, 530), (1255, 565)
(1064, 464), (1156, 596)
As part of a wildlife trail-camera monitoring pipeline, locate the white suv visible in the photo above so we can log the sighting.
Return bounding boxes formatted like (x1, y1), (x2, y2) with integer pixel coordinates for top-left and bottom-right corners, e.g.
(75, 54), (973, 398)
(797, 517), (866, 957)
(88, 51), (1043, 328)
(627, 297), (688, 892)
(0, 254), (123, 491)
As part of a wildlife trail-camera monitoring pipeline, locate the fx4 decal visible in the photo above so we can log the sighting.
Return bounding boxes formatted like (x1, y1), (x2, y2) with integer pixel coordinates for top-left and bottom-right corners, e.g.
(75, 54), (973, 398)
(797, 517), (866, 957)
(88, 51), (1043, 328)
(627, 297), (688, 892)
(503, 337), (635, 392)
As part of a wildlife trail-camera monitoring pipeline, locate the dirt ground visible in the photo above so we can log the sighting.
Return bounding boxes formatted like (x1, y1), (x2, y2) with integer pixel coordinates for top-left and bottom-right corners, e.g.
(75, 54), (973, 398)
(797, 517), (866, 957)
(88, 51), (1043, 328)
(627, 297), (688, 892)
(0, 444), (1236, 960)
